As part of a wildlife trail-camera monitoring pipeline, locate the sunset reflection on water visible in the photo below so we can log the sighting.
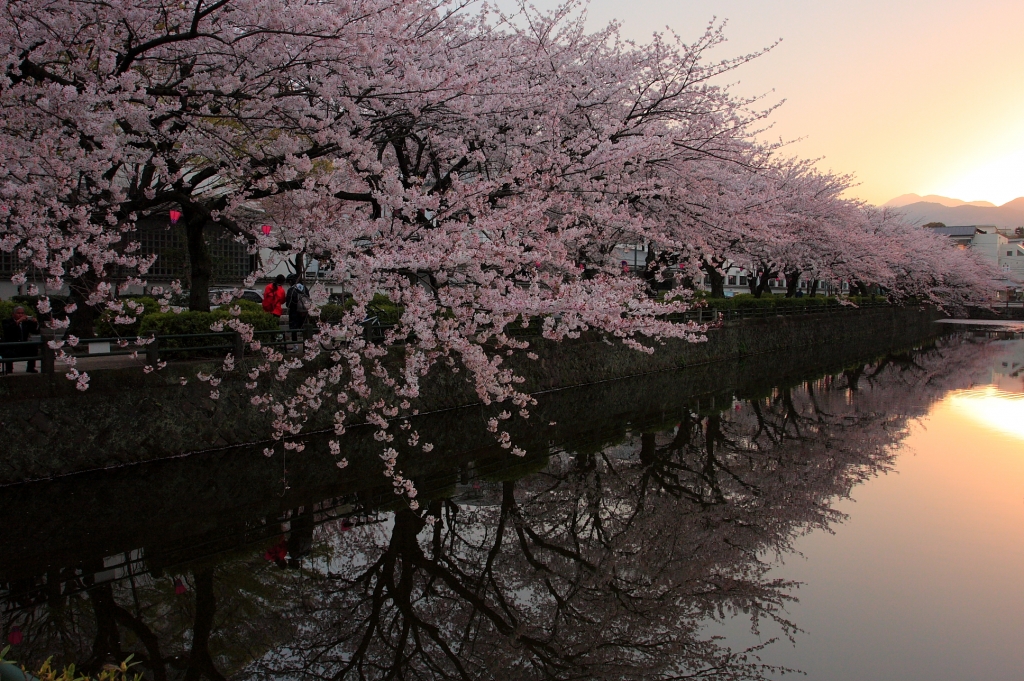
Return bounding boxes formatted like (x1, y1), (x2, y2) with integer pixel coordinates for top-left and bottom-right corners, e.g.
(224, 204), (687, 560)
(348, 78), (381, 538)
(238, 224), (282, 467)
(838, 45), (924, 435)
(948, 386), (1024, 442)
(717, 334), (1024, 681)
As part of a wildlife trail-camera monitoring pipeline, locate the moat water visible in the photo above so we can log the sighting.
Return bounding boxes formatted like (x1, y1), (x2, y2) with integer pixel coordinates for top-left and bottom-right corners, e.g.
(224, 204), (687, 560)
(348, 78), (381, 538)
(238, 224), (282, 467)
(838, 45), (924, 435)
(1, 323), (1022, 680)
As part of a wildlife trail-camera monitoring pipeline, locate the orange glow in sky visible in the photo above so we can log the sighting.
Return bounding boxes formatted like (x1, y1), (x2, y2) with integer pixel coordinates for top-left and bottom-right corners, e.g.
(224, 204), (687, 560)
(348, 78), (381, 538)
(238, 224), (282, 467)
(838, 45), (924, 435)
(526, 0), (1024, 206)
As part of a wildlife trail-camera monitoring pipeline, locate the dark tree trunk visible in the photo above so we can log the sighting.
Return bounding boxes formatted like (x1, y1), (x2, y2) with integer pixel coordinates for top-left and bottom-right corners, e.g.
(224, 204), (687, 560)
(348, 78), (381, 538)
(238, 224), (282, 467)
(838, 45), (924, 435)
(701, 260), (725, 298)
(287, 509), (315, 567)
(643, 243), (657, 296)
(754, 268), (777, 298)
(702, 414), (726, 504)
(809, 279), (820, 297)
(844, 364), (865, 391)
(67, 271), (100, 338)
(392, 507), (428, 555)
(747, 273), (758, 296)
(785, 270), (800, 297)
(854, 281), (869, 296)
(110, 603), (169, 681)
(186, 215), (212, 312)
(84, 579), (123, 675)
(639, 432), (657, 466)
(183, 570), (225, 681)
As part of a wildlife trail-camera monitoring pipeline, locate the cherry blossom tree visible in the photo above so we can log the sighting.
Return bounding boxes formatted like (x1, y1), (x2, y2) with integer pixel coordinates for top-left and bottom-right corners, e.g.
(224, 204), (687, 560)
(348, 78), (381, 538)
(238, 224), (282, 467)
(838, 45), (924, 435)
(0, 0), (1000, 484)
(630, 151), (997, 304)
(210, 2), (780, 477)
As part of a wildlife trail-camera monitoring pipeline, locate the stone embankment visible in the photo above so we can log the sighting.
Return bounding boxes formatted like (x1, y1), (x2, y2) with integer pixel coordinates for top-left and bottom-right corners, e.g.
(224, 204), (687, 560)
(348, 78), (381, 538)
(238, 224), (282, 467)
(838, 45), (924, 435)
(0, 306), (942, 484)
(967, 305), (1024, 321)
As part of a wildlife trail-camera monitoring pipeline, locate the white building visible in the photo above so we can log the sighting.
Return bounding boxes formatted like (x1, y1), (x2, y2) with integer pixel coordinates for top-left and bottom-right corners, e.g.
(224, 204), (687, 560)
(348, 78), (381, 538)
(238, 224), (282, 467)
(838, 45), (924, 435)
(927, 225), (1024, 300)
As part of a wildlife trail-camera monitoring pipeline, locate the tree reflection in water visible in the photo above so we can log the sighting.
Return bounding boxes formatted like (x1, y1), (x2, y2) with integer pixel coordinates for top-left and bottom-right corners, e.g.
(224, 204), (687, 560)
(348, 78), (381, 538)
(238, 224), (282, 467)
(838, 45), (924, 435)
(0, 335), (1006, 680)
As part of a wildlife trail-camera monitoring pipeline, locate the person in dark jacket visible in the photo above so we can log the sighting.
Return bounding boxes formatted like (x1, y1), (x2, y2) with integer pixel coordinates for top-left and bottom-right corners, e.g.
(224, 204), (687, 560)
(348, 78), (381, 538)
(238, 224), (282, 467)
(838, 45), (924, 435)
(285, 274), (310, 342)
(2, 306), (40, 373)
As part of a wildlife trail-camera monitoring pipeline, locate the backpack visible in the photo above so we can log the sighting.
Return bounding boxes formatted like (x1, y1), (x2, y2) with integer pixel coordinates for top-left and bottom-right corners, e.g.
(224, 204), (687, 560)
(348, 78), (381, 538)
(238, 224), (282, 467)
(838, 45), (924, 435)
(290, 285), (311, 316)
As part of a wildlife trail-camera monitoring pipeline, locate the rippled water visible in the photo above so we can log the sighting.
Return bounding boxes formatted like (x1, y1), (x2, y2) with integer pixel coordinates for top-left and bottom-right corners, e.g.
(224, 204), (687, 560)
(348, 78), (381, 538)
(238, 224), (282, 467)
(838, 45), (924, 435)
(1, 326), (1021, 680)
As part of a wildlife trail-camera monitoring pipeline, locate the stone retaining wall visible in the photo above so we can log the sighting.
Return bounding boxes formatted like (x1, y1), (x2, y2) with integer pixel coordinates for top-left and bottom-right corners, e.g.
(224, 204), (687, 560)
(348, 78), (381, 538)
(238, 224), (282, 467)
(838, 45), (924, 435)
(966, 305), (1024, 320)
(0, 306), (941, 484)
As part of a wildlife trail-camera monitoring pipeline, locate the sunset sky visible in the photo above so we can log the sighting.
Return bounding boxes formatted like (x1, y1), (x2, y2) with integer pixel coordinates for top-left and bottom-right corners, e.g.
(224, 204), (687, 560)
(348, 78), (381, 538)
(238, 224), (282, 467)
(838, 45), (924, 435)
(521, 0), (1024, 206)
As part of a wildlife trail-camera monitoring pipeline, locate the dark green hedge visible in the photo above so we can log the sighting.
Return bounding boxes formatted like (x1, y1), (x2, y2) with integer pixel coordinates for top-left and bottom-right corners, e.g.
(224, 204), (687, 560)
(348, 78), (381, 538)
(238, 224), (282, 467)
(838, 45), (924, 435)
(140, 309), (278, 335)
(0, 299), (38, 322)
(229, 298), (266, 314)
(845, 294), (889, 306)
(139, 309), (279, 356)
(319, 293), (403, 325)
(9, 293), (53, 310)
(701, 294), (842, 310)
(96, 296), (161, 337)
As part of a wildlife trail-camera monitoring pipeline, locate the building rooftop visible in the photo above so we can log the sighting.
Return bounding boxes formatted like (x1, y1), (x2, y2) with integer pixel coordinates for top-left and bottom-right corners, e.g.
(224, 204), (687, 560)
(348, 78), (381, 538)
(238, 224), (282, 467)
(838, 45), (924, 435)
(926, 225), (982, 237)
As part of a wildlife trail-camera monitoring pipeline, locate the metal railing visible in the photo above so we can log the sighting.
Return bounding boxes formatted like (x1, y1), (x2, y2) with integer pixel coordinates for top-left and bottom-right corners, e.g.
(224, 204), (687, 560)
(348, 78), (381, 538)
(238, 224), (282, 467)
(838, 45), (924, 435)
(504, 300), (893, 336)
(0, 327), (314, 374)
(675, 300), (891, 324)
(0, 302), (893, 375)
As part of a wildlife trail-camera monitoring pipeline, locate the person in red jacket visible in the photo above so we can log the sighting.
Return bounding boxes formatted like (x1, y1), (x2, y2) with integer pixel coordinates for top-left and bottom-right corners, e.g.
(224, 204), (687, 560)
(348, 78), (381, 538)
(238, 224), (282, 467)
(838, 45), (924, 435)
(262, 275), (287, 317)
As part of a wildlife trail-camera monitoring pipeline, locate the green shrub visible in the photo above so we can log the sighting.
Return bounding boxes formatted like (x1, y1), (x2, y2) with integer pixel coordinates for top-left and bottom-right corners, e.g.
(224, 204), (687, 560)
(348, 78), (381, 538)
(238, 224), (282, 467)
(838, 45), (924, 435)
(699, 294), (778, 310)
(731, 294), (779, 308)
(5, 294), (75, 321)
(140, 309), (278, 335)
(318, 303), (347, 323)
(660, 289), (708, 304)
(698, 294), (840, 312)
(138, 309), (279, 357)
(95, 296), (161, 338)
(846, 294), (889, 306)
(0, 299), (37, 322)
(368, 294), (402, 324)
(800, 295), (834, 306)
(231, 298), (265, 314)
(319, 294), (402, 325)
(773, 295), (831, 308)
(10, 294), (45, 310)
(0, 647), (140, 681)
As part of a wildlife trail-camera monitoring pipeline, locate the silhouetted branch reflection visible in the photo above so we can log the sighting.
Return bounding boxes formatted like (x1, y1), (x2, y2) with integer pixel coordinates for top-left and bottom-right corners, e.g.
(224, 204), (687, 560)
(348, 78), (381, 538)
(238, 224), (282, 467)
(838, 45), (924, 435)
(0, 333), (1009, 680)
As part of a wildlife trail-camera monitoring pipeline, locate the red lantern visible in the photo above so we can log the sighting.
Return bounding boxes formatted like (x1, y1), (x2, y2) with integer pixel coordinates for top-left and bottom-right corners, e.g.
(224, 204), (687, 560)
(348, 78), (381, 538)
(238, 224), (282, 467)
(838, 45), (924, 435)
(173, 577), (187, 595)
(7, 626), (23, 645)
(261, 224), (272, 235)
(169, 209), (182, 224)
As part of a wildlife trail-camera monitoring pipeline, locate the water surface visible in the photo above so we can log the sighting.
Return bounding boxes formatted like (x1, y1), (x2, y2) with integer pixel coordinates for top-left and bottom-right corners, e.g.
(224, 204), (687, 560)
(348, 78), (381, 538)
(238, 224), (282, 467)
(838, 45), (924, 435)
(715, 331), (1024, 680)
(1, 327), (1021, 680)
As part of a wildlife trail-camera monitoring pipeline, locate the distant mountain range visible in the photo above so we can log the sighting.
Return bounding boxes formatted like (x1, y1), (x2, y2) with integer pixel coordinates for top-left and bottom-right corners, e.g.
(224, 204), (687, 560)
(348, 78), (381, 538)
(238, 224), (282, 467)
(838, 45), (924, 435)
(884, 193), (997, 209)
(882, 194), (1024, 228)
